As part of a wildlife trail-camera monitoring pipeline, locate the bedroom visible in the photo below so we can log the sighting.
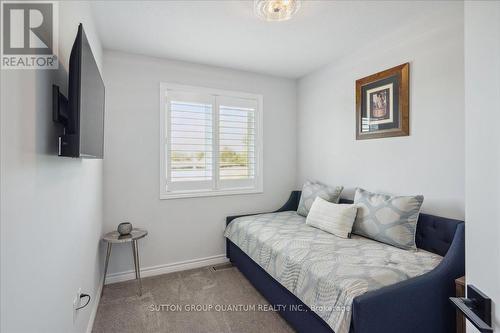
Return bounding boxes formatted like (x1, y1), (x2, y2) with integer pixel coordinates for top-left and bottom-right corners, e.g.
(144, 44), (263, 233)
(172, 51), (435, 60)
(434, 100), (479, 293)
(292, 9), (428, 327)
(0, 1), (498, 333)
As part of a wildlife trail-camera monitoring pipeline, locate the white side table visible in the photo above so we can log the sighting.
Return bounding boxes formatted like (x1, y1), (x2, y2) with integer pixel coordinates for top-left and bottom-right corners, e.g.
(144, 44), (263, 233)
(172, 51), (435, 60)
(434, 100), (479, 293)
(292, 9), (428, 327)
(102, 228), (148, 296)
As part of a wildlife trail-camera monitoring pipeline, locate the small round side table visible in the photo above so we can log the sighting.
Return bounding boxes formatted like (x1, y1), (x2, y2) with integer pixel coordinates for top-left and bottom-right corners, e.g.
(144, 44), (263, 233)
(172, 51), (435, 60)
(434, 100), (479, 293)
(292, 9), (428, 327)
(102, 228), (148, 296)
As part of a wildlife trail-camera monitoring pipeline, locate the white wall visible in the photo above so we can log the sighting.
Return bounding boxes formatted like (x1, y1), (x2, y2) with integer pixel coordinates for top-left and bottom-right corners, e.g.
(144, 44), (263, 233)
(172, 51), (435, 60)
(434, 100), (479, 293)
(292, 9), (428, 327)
(103, 51), (296, 277)
(297, 2), (464, 219)
(464, 1), (500, 331)
(0, 2), (104, 333)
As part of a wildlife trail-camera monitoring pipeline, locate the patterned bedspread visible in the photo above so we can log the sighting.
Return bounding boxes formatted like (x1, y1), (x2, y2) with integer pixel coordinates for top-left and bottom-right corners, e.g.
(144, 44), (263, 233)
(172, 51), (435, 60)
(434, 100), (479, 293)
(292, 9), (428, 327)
(224, 211), (442, 333)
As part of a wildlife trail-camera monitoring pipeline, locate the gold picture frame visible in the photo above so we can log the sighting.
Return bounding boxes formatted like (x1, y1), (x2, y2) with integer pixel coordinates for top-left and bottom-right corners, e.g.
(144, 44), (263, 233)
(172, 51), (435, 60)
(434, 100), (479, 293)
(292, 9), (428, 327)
(356, 63), (409, 140)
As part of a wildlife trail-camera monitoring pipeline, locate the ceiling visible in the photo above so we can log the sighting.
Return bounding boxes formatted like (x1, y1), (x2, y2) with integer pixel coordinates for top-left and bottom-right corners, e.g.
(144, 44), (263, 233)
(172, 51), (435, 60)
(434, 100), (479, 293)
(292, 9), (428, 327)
(91, 1), (455, 78)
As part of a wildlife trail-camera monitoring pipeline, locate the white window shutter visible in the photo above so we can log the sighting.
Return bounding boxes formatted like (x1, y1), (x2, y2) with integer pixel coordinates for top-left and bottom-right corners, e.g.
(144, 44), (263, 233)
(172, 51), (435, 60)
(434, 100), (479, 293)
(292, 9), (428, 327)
(166, 91), (215, 192)
(216, 96), (259, 190)
(160, 84), (262, 198)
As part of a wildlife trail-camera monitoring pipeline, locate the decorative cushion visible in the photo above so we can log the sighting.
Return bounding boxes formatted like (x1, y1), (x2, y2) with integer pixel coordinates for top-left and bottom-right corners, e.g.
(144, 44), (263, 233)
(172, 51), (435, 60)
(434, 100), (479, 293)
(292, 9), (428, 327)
(306, 197), (358, 238)
(297, 181), (343, 217)
(352, 188), (423, 250)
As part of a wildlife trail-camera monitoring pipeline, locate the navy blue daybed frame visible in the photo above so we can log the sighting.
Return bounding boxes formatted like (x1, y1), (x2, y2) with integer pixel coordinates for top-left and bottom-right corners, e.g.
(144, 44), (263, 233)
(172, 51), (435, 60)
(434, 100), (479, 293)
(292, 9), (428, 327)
(226, 191), (465, 333)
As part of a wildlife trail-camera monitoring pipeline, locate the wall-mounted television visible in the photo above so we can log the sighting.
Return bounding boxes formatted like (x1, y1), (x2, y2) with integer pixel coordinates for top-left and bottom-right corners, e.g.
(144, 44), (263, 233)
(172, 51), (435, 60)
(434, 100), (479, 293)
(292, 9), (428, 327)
(53, 23), (105, 158)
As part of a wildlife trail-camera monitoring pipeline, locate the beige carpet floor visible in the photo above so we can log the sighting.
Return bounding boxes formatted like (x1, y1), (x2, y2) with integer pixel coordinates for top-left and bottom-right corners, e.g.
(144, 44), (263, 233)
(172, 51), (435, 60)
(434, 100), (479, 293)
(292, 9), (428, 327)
(92, 265), (295, 333)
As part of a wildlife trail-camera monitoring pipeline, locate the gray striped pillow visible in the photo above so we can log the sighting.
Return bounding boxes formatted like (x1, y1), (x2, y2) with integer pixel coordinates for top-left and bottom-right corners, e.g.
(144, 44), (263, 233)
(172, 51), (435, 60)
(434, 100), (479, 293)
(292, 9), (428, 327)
(297, 181), (343, 217)
(352, 188), (423, 250)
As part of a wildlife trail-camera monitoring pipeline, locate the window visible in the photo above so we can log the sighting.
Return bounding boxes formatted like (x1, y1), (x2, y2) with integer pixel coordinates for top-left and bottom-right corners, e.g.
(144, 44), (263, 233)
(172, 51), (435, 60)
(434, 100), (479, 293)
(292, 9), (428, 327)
(160, 83), (263, 199)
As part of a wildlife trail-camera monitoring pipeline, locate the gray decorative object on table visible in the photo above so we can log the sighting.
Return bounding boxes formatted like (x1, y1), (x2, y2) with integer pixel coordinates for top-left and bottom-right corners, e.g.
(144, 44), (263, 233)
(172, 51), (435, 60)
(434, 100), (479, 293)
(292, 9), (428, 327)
(102, 228), (148, 296)
(117, 222), (133, 235)
(297, 180), (343, 217)
(352, 188), (424, 250)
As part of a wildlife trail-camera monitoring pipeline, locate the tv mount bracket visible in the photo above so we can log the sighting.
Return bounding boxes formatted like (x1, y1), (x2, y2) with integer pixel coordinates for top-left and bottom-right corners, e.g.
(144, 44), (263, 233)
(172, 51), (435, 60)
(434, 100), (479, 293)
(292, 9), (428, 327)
(52, 84), (69, 128)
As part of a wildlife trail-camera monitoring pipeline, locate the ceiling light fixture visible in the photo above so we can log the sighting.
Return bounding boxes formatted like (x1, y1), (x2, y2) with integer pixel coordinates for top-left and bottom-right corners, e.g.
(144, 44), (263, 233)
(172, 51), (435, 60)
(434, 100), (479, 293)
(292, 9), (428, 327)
(254, 0), (301, 22)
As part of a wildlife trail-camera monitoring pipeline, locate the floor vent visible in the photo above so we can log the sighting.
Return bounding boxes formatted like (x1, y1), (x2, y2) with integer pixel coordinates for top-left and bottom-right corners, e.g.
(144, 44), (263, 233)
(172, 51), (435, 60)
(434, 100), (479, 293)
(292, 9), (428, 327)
(211, 262), (234, 272)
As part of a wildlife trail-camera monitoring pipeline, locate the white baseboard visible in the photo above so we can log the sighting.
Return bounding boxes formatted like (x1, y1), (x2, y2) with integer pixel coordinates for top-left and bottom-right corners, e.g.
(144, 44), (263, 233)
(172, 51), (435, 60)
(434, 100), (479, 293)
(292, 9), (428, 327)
(104, 254), (229, 285)
(85, 276), (103, 333)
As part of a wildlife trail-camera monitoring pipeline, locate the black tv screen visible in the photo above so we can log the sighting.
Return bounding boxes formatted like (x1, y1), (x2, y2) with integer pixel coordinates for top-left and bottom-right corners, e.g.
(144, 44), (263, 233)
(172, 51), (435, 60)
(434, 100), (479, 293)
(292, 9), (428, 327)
(63, 23), (105, 158)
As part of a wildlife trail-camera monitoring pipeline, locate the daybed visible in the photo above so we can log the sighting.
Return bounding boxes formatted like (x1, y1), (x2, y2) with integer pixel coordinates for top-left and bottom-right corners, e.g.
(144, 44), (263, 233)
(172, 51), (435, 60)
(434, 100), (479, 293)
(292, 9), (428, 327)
(225, 191), (465, 333)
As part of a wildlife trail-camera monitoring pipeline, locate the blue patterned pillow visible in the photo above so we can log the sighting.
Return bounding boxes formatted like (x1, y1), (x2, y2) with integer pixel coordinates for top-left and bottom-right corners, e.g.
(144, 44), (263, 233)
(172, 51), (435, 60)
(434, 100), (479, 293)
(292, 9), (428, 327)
(352, 188), (423, 250)
(297, 181), (343, 217)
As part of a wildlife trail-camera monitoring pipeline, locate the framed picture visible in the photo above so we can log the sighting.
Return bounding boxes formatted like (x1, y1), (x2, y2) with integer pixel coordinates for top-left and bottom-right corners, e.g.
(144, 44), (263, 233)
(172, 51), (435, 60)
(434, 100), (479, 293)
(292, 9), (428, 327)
(356, 63), (409, 140)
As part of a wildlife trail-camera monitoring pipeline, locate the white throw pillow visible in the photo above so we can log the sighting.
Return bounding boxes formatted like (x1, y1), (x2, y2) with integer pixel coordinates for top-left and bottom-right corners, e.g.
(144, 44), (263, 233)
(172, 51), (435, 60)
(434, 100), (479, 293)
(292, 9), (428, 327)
(306, 197), (358, 238)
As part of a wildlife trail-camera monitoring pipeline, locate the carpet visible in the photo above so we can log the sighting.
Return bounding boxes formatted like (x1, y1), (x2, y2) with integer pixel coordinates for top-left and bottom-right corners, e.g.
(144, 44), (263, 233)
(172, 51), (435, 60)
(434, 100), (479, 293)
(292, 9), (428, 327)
(92, 265), (294, 333)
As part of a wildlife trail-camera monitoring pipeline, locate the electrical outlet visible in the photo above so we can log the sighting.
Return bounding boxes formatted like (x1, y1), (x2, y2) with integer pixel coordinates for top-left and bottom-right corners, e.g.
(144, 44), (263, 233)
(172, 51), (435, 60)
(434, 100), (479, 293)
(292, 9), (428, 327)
(73, 288), (82, 311)
(72, 288), (82, 323)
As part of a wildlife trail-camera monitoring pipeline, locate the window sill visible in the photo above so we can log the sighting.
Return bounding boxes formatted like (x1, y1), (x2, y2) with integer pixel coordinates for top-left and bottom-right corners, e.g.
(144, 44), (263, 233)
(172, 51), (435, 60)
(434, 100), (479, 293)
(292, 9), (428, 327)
(159, 188), (263, 200)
